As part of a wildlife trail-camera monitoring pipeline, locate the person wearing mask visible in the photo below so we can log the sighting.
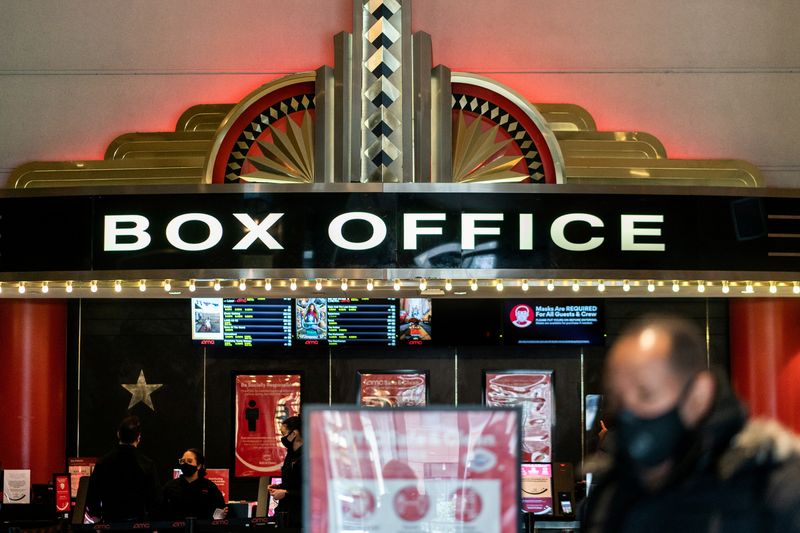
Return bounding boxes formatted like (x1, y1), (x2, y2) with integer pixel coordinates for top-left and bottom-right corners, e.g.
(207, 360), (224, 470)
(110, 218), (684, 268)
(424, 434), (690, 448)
(86, 416), (161, 522)
(160, 448), (226, 520)
(581, 315), (800, 532)
(268, 416), (303, 528)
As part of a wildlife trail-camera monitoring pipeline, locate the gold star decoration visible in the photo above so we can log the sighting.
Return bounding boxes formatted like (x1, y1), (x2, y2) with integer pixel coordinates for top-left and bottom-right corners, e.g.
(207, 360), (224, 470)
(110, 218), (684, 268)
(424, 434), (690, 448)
(121, 370), (163, 411)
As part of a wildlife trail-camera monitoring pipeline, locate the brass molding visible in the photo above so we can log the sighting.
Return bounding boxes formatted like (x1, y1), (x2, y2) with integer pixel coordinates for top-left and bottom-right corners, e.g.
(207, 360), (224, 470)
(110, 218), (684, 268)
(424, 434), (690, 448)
(534, 103), (597, 132)
(10, 159), (206, 189)
(556, 131), (667, 160)
(176, 104), (235, 132)
(105, 132), (215, 160)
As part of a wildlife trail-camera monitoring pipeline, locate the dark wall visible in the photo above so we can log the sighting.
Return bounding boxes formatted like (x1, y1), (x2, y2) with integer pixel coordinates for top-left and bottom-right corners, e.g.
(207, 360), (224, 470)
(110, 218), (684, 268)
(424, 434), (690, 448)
(70, 297), (729, 500)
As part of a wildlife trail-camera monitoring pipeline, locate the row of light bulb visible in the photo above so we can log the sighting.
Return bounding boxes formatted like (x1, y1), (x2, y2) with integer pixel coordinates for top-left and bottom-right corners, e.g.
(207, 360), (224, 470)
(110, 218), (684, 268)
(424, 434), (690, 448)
(2, 279), (800, 295)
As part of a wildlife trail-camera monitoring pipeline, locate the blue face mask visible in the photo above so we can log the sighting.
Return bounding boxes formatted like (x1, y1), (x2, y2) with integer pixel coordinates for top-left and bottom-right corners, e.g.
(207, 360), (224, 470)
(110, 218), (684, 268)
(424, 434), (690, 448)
(616, 377), (697, 468)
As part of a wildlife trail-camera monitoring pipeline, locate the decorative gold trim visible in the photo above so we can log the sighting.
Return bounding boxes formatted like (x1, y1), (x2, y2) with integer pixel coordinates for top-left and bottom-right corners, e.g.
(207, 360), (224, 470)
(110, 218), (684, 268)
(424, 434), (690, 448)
(534, 103), (597, 132)
(176, 104), (235, 132)
(241, 110), (315, 183)
(556, 131), (667, 160)
(105, 132), (215, 160)
(10, 159), (206, 189)
(451, 111), (527, 183)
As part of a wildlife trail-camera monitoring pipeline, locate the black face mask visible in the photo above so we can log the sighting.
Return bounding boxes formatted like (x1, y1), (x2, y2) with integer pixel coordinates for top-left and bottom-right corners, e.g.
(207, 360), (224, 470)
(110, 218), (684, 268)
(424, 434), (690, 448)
(281, 431), (294, 449)
(616, 377), (697, 468)
(180, 463), (198, 477)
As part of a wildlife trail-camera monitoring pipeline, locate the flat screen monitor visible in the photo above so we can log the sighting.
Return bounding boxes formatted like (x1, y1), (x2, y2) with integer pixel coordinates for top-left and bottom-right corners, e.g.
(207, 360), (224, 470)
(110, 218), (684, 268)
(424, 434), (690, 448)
(326, 298), (397, 346)
(434, 299), (503, 345)
(397, 298), (432, 344)
(521, 463), (553, 515)
(295, 298), (327, 344)
(504, 299), (604, 345)
(191, 297), (292, 347)
(268, 476), (282, 518)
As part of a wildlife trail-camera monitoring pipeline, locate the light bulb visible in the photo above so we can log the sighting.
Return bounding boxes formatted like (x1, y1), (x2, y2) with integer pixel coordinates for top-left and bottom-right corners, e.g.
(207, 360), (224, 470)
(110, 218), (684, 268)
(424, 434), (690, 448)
(572, 280), (580, 292)
(189, 280), (196, 292)
(623, 280), (631, 292)
(114, 280), (122, 293)
(521, 279), (529, 291)
(722, 281), (730, 294)
(66, 281), (73, 294)
(341, 279), (348, 291)
(698, 281), (706, 293)
(90, 281), (98, 293)
(41, 282), (49, 294)
(164, 280), (171, 292)
(769, 282), (777, 294)
(419, 279), (427, 291)
(496, 280), (504, 292)
(672, 281), (680, 293)
(315, 279), (323, 291)
(393, 279), (401, 291)
(794, 282), (800, 295)
(470, 280), (478, 291)
(264, 279), (272, 291)
(139, 280), (146, 292)
(547, 280), (555, 292)
(647, 281), (655, 293)
(290, 279), (297, 291)
(745, 282), (754, 294)
(239, 279), (247, 291)
(445, 279), (453, 292)
(213, 280), (221, 291)
(597, 281), (605, 293)
(366, 279), (374, 291)
(18, 282), (25, 294)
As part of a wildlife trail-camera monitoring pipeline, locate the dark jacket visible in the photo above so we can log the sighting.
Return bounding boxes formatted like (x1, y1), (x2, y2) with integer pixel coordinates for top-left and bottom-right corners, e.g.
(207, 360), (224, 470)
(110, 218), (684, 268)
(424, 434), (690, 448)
(86, 444), (161, 522)
(276, 445), (302, 527)
(160, 475), (225, 520)
(581, 379), (800, 533)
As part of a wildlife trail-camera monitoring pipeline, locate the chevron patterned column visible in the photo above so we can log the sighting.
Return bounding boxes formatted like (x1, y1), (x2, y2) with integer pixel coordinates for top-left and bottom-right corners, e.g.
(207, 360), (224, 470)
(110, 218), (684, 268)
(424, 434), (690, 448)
(358, 0), (408, 183)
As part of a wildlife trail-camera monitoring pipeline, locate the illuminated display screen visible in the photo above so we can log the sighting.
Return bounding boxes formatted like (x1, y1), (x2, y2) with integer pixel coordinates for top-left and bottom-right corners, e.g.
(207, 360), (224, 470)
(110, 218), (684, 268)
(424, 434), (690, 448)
(326, 298), (397, 346)
(521, 463), (553, 515)
(191, 298), (292, 346)
(504, 300), (604, 345)
(397, 298), (432, 344)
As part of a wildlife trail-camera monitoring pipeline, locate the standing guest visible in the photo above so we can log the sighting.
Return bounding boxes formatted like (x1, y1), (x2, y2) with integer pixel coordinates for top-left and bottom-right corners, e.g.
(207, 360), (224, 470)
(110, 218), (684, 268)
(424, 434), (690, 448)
(581, 315), (800, 532)
(269, 416), (303, 528)
(86, 416), (161, 522)
(161, 448), (226, 520)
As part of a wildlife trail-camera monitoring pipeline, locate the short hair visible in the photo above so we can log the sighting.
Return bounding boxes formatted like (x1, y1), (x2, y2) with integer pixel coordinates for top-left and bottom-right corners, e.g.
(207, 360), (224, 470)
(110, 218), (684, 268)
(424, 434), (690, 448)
(617, 314), (707, 379)
(117, 416), (142, 444)
(282, 416), (302, 435)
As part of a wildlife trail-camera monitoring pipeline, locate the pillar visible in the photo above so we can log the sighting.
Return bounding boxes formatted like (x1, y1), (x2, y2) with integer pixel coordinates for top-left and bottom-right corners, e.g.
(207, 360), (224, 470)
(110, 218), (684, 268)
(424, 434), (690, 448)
(730, 298), (800, 434)
(0, 300), (67, 484)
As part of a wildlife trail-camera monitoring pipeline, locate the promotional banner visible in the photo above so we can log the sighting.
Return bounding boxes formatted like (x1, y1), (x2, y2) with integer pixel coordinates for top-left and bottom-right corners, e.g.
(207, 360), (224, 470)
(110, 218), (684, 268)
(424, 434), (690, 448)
(521, 463), (553, 515)
(306, 407), (520, 533)
(68, 458), (96, 498)
(485, 371), (554, 462)
(357, 372), (428, 407)
(234, 374), (301, 477)
(54, 475), (71, 513)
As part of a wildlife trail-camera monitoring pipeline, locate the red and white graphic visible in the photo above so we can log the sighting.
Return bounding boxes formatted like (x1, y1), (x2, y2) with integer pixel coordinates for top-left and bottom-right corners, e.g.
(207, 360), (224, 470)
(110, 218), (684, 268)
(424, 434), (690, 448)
(234, 374), (301, 477)
(509, 304), (534, 328)
(453, 487), (483, 522)
(358, 372), (427, 407)
(341, 488), (376, 520)
(54, 475), (70, 512)
(68, 457), (96, 498)
(309, 409), (519, 533)
(394, 486), (430, 522)
(205, 469), (230, 502)
(521, 463), (553, 515)
(485, 372), (553, 462)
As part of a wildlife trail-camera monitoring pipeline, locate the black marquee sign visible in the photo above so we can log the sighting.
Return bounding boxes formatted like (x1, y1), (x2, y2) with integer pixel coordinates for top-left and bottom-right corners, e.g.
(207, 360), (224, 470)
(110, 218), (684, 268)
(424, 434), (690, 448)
(0, 184), (798, 281)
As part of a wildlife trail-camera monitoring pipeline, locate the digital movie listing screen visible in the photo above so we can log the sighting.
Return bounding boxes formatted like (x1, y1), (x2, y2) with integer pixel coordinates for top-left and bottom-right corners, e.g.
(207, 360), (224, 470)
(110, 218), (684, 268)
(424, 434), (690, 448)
(191, 298), (292, 347)
(326, 298), (397, 346)
(504, 300), (604, 345)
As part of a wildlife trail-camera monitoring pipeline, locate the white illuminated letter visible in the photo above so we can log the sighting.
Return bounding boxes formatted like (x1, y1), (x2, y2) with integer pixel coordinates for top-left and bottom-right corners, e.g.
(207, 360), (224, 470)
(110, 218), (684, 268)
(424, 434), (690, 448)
(104, 215), (151, 251)
(550, 213), (604, 251)
(462, 213), (504, 250)
(519, 213), (534, 250)
(403, 213), (446, 250)
(232, 213), (284, 250)
(621, 214), (665, 251)
(165, 213), (223, 251)
(328, 212), (387, 251)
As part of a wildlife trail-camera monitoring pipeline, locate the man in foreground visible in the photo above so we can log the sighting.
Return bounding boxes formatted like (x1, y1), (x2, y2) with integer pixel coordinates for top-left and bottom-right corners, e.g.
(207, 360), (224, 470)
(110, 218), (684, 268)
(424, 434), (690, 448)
(582, 315), (800, 532)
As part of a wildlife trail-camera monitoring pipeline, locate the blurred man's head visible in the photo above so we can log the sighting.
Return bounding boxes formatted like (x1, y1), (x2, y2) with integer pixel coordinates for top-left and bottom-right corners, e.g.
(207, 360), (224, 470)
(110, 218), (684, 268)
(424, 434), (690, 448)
(606, 316), (716, 474)
(117, 415), (142, 446)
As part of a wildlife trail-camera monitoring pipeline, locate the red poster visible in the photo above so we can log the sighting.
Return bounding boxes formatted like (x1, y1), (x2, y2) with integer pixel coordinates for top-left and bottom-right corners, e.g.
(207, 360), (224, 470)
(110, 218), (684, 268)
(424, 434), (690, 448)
(54, 475), (70, 512)
(485, 371), (554, 462)
(67, 457), (96, 498)
(234, 374), (301, 477)
(357, 371), (428, 407)
(307, 408), (520, 533)
(205, 469), (230, 502)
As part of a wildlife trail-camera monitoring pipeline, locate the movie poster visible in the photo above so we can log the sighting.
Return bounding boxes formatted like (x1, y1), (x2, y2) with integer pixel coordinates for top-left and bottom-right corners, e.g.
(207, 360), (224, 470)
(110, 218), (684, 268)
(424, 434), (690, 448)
(54, 475), (71, 513)
(306, 408), (520, 533)
(484, 371), (554, 462)
(234, 374), (301, 477)
(67, 458), (96, 498)
(357, 372), (428, 407)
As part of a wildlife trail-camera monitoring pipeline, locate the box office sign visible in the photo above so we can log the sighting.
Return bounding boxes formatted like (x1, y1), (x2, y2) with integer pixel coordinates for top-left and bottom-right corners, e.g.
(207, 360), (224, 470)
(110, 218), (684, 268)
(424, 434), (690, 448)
(305, 407), (521, 533)
(0, 186), (798, 274)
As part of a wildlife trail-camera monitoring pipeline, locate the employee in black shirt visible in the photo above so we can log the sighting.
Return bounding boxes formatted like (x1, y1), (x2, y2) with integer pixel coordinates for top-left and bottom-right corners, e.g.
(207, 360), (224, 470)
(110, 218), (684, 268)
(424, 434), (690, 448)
(161, 448), (226, 520)
(86, 416), (161, 522)
(269, 416), (303, 528)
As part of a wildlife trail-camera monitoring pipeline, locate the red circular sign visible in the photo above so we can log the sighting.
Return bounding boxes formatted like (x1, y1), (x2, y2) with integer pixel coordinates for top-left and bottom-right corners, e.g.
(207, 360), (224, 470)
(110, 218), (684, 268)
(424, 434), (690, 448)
(509, 304), (534, 328)
(452, 487), (483, 522)
(393, 486), (430, 522)
(342, 488), (376, 519)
